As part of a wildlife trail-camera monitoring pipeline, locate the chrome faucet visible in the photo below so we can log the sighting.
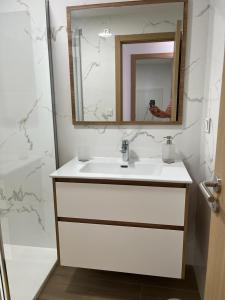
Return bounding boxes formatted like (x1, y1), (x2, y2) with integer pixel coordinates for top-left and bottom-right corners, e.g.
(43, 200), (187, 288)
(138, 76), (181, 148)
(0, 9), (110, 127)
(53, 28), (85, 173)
(121, 139), (129, 162)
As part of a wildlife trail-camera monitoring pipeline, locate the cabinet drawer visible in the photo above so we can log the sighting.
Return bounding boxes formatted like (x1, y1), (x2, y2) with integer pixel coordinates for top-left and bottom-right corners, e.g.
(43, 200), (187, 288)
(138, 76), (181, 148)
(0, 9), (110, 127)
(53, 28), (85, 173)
(58, 221), (184, 278)
(56, 182), (186, 226)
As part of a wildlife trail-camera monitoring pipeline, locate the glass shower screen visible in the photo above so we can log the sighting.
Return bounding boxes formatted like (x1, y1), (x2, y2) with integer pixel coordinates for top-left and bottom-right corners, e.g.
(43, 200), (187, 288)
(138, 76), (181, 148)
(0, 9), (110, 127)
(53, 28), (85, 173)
(0, 0), (57, 298)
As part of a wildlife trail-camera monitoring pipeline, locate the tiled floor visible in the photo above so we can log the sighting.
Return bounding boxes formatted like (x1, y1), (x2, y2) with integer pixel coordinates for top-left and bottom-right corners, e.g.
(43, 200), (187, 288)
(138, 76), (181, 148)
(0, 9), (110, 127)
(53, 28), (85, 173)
(38, 265), (201, 300)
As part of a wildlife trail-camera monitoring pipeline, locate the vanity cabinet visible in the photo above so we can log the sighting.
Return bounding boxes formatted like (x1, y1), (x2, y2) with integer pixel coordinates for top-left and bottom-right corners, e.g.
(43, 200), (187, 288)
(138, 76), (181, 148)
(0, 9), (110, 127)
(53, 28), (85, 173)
(53, 179), (189, 279)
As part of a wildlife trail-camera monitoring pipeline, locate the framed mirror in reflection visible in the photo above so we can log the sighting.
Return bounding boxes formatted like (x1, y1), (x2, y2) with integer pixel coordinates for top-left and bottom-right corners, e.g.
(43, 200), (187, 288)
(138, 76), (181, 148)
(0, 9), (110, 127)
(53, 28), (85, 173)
(131, 53), (174, 122)
(67, 1), (187, 125)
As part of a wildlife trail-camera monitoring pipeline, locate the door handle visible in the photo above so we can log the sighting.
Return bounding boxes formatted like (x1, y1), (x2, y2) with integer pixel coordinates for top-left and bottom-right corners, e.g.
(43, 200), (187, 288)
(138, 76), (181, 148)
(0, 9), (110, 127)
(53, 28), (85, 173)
(199, 176), (222, 213)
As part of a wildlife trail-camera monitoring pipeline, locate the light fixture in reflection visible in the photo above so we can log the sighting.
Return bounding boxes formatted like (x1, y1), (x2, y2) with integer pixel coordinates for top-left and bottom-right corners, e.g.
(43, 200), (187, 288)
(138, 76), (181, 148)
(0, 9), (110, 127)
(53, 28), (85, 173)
(98, 28), (113, 38)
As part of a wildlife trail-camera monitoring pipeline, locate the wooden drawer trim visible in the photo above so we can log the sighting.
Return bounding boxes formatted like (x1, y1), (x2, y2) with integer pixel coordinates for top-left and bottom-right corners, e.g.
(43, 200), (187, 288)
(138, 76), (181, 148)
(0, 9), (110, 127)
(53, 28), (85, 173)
(55, 177), (188, 188)
(58, 217), (184, 231)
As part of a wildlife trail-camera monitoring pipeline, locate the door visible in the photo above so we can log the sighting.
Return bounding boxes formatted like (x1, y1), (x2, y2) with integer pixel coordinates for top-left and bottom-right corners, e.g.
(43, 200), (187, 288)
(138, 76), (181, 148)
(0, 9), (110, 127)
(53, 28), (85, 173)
(203, 50), (225, 300)
(171, 20), (181, 121)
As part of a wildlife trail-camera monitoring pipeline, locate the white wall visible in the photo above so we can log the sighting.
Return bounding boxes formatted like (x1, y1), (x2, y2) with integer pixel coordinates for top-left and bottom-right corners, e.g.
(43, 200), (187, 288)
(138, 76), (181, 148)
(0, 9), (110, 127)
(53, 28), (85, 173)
(0, 0), (57, 298)
(194, 0), (225, 298)
(72, 14), (116, 121)
(0, 0), (56, 248)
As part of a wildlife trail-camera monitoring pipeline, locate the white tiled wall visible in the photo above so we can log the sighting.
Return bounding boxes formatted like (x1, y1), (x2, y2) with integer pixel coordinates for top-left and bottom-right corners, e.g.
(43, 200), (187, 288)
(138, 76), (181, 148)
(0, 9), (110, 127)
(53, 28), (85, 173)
(0, 0), (56, 248)
(0, 0), (58, 298)
(195, 0), (225, 298)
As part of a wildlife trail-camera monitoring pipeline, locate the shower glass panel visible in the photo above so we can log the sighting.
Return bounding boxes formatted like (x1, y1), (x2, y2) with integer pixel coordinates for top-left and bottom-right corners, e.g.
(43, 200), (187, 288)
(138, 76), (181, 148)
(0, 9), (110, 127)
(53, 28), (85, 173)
(0, 0), (57, 299)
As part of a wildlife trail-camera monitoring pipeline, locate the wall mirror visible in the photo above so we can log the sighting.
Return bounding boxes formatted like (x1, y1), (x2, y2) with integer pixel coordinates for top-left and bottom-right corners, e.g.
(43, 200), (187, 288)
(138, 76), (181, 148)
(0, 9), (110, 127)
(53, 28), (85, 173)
(67, 0), (188, 125)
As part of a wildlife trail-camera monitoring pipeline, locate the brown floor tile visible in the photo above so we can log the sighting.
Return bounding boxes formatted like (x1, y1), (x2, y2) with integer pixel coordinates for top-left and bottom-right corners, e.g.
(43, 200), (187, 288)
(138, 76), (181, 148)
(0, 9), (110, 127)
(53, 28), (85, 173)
(140, 285), (201, 300)
(38, 265), (200, 300)
(138, 266), (199, 291)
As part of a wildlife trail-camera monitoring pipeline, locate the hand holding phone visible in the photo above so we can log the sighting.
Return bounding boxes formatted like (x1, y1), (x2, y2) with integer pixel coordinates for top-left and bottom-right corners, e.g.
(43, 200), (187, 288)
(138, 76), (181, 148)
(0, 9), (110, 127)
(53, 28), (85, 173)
(149, 99), (155, 108)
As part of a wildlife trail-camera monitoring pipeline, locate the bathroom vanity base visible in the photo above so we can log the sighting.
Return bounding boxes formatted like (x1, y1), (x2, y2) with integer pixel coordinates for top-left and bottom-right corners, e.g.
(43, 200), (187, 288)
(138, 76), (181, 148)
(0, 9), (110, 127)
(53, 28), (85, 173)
(52, 177), (190, 280)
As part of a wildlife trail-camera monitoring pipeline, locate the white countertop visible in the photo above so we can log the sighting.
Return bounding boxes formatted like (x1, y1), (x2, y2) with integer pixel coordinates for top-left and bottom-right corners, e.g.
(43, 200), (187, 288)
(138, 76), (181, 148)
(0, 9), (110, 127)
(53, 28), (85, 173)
(50, 157), (192, 184)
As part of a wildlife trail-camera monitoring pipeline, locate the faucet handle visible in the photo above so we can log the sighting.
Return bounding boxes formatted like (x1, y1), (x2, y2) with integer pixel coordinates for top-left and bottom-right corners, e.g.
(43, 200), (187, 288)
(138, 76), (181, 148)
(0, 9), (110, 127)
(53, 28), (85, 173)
(121, 139), (129, 162)
(122, 139), (129, 146)
(121, 139), (129, 153)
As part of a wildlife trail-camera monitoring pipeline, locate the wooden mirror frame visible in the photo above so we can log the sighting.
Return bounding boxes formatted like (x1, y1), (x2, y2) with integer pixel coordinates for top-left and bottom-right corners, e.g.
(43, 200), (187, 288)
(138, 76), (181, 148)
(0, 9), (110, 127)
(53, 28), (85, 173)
(67, 0), (188, 126)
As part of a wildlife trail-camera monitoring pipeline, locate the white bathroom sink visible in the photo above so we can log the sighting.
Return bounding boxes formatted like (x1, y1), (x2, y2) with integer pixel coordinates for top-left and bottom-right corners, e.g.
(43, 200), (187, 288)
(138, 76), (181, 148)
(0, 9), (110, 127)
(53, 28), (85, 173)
(80, 161), (162, 176)
(50, 157), (192, 184)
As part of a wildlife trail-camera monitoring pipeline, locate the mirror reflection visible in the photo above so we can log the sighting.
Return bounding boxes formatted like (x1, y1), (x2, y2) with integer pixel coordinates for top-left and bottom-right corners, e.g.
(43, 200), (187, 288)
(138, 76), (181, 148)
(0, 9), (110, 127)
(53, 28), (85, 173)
(125, 43), (174, 122)
(68, 2), (184, 124)
(134, 55), (173, 122)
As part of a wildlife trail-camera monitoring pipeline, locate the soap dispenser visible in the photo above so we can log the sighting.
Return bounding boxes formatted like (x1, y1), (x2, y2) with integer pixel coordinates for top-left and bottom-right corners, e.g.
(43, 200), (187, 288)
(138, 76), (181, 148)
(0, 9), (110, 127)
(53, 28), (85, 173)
(162, 136), (175, 164)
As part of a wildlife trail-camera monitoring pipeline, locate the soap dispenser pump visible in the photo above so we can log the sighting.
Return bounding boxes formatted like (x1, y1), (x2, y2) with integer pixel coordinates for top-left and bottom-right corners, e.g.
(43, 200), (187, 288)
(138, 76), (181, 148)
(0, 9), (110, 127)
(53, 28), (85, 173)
(162, 136), (175, 164)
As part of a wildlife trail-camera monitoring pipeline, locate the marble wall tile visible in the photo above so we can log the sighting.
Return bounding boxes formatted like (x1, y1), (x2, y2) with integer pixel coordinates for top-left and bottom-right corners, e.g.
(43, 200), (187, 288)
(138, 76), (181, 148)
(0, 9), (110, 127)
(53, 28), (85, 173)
(0, 0), (56, 248)
(194, 1), (225, 298)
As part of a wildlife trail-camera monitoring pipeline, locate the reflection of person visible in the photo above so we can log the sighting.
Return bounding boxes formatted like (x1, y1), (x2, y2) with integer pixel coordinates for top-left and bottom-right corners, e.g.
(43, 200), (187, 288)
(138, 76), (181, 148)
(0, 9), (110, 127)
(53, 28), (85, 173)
(149, 100), (172, 118)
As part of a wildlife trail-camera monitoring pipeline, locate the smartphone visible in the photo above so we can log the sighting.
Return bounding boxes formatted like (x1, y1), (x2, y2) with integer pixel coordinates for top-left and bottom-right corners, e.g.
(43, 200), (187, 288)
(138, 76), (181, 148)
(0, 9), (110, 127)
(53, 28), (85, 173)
(149, 99), (155, 108)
